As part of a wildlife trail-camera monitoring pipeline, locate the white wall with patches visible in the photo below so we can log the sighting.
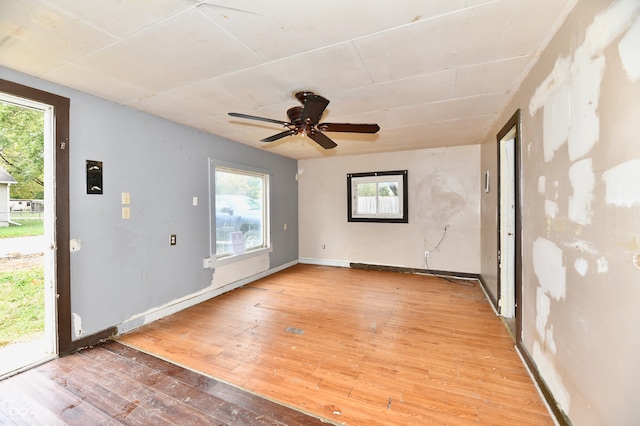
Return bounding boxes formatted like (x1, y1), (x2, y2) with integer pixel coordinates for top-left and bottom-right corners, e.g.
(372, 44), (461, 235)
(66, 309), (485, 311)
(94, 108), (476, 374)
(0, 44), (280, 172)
(481, 0), (640, 424)
(298, 145), (480, 273)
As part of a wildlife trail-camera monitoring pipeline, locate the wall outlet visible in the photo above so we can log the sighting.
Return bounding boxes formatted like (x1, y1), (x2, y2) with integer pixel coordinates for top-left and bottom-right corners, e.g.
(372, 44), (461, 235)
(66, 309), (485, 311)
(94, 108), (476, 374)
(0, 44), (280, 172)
(170, 234), (176, 245)
(122, 207), (130, 219)
(203, 257), (212, 268)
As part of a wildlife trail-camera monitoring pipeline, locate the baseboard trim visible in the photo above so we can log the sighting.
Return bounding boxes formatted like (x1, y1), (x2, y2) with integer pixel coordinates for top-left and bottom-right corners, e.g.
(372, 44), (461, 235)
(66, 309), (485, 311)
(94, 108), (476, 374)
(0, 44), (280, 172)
(477, 274), (499, 315)
(116, 259), (299, 336)
(349, 262), (479, 281)
(298, 257), (350, 268)
(65, 326), (117, 355)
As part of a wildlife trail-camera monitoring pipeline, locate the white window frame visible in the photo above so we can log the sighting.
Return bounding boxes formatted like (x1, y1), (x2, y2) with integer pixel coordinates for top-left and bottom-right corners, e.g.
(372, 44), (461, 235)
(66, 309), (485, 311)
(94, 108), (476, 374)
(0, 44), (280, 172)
(209, 159), (271, 266)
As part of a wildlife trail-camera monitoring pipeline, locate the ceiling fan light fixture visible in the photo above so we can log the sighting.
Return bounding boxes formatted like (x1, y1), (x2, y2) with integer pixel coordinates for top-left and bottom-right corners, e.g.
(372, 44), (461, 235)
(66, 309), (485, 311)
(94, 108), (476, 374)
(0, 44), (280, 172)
(228, 91), (380, 150)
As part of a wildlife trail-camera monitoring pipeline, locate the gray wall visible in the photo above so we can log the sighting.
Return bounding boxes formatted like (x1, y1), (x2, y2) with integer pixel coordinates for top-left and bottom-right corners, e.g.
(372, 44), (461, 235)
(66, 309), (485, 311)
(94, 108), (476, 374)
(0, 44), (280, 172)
(481, 0), (640, 424)
(0, 66), (299, 339)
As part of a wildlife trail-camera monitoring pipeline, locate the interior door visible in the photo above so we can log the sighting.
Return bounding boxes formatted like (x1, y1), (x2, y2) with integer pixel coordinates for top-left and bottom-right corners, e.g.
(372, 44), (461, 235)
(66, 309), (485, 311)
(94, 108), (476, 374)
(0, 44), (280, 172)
(499, 130), (516, 318)
(496, 109), (522, 339)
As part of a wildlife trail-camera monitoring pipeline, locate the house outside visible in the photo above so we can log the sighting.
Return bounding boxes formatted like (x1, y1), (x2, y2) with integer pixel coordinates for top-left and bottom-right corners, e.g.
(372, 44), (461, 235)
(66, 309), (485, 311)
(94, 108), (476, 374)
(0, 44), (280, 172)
(0, 166), (17, 227)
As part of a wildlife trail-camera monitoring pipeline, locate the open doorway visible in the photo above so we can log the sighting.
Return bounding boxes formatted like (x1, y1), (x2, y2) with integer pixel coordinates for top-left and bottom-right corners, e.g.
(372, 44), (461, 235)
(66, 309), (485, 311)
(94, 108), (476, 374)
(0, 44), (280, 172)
(0, 94), (56, 377)
(0, 78), (70, 379)
(497, 109), (522, 340)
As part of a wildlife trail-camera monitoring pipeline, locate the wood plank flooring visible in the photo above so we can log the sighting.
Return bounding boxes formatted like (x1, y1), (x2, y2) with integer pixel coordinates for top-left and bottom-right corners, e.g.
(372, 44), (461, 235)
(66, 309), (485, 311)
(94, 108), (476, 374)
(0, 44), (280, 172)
(119, 264), (553, 425)
(0, 340), (327, 425)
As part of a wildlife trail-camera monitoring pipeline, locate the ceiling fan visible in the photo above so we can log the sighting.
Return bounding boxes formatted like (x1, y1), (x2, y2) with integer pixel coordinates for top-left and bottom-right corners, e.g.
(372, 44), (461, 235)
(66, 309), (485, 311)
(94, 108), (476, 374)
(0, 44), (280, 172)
(228, 91), (380, 149)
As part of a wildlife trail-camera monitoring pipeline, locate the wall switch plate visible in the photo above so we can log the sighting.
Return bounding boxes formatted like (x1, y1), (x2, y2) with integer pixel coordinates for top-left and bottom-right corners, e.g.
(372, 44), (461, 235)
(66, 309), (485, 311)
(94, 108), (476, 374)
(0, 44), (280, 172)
(170, 234), (176, 245)
(193, 196), (198, 206)
(86, 160), (103, 194)
(122, 207), (130, 219)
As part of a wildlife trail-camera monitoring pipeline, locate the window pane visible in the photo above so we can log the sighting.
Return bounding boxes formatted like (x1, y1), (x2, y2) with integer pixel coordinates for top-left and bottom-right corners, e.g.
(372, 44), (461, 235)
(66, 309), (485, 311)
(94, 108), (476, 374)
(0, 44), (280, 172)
(377, 181), (399, 214)
(215, 168), (265, 258)
(355, 182), (377, 214)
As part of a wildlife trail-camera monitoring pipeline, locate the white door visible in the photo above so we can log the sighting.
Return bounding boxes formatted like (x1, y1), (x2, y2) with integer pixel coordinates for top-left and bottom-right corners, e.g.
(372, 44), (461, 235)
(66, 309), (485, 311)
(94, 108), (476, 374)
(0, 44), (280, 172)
(0, 93), (57, 378)
(499, 130), (516, 318)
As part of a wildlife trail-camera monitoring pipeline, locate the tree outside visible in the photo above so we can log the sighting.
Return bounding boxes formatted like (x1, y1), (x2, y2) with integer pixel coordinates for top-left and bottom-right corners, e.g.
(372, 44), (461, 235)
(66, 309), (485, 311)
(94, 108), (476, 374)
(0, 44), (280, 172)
(0, 102), (45, 200)
(0, 101), (45, 348)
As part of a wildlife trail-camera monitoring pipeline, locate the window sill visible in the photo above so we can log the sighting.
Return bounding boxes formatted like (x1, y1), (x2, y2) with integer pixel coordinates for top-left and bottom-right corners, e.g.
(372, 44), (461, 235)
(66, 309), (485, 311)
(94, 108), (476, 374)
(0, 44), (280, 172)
(212, 245), (273, 268)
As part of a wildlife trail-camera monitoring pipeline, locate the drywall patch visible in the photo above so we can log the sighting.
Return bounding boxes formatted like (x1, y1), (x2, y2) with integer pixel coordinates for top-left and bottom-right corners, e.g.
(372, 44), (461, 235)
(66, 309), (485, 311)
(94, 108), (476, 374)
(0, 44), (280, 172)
(618, 16), (640, 81)
(568, 159), (595, 225)
(574, 257), (589, 276)
(533, 237), (567, 301)
(603, 159), (640, 207)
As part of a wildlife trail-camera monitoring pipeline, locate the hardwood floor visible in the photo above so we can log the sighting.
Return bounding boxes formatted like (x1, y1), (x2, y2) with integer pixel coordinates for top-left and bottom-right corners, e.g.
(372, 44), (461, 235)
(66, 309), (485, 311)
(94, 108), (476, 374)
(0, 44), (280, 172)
(0, 341), (327, 425)
(118, 264), (553, 425)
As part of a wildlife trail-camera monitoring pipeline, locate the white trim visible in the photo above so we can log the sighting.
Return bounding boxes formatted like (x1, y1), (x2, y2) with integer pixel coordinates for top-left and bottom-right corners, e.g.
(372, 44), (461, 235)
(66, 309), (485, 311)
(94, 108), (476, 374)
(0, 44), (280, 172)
(117, 259), (298, 335)
(298, 257), (351, 268)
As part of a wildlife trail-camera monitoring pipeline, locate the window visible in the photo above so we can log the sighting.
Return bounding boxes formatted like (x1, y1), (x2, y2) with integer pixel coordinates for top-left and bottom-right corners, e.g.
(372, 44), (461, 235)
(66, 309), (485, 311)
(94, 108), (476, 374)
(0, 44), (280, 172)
(212, 164), (269, 260)
(347, 170), (408, 223)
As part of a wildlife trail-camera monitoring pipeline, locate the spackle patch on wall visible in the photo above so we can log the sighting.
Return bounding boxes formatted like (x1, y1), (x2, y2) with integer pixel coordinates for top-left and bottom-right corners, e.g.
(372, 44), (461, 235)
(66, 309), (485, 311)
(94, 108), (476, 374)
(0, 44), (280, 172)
(70, 239), (81, 252)
(530, 0), (640, 162)
(533, 341), (571, 413)
(542, 75), (571, 162)
(538, 176), (546, 194)
(533, 237), (567, 301)
(536, 287), (551, 339)
(574, 257), (589, 276)
(568, 159), (595, 225)
(567, 57), (604, 161)
(72, 313), (83, 337)
(619, 16), (640, 81)
(545, 200), (559, 218)
(603, 159), (640, 207)
(421, 172), (466, 223)
(597, 257), (609, 273)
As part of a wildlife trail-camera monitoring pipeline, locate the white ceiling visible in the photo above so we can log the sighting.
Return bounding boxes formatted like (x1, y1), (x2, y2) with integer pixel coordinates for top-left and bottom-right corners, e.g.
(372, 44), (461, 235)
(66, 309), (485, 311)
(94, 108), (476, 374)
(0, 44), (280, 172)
(0, 0), (576, 160)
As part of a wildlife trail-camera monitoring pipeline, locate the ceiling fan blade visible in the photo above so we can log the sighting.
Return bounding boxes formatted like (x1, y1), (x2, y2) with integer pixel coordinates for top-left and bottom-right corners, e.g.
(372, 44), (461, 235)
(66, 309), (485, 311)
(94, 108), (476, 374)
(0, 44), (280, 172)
(318, 123), (380, 133)
(300, 95), (329, 125)
(307, 131), (337, 149)
(261, 129), (296, 142)
(228, 112), (291, 127)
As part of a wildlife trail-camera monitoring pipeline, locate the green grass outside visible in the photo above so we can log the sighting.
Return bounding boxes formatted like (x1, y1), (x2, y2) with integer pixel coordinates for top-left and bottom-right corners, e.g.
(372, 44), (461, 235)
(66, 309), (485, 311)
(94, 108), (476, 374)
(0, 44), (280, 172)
(0, 266), (45, 347)
(0, 220), (44, 238)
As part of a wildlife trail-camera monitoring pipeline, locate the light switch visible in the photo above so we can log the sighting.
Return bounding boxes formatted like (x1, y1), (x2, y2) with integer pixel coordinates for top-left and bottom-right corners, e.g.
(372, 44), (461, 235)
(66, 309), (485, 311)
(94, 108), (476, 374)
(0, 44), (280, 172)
(122, 207), (130, 219)
(193, 196), (198, 206)
(122, 192), (130, 204)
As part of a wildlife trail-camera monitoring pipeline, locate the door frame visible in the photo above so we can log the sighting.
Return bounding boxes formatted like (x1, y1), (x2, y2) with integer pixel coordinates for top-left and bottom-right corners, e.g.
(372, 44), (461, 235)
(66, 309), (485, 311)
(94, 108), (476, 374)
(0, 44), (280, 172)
(496, 109), (522, 340)
(0, 78), (73, 354)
